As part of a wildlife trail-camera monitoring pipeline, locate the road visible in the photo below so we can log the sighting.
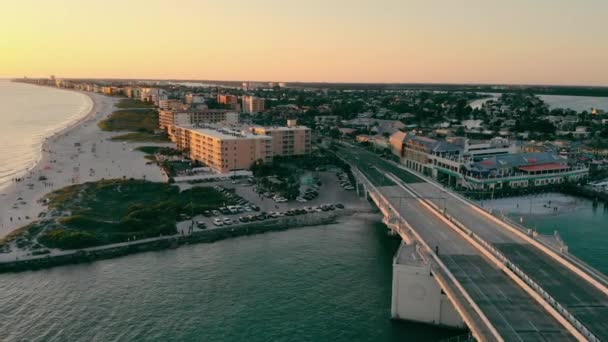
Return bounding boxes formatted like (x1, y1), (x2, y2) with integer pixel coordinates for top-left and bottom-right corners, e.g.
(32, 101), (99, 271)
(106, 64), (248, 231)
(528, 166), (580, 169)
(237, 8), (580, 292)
(337, 144), (608, 339)
(340, 151), (574, 340)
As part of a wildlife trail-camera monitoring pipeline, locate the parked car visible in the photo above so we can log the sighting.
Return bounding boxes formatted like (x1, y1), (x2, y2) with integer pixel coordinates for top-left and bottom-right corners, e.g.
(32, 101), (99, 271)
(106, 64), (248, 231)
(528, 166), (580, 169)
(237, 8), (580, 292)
(213, 218), (223, 226)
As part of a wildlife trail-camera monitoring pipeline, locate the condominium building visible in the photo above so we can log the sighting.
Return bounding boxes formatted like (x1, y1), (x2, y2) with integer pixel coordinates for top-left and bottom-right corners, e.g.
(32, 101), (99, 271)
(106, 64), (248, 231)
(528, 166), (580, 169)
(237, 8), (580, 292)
(159, 109), (240, 141)
(158, 99), (186, 111)
(242, 95), (265, 113)
(173, 126), (273, 173)
(217, 94), (240, 110)
(185, 93), (205, 105)
(250, 120), (311, 156)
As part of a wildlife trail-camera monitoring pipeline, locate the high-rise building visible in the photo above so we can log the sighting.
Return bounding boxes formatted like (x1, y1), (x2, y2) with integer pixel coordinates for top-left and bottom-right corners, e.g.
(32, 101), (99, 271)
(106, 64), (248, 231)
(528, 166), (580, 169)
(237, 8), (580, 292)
(250, 120), (311, 156)
(242, 95), (265, 113)
(173, 126), (273, 173)
(217, 94), (240, 110)
(159, 109), (240, 141)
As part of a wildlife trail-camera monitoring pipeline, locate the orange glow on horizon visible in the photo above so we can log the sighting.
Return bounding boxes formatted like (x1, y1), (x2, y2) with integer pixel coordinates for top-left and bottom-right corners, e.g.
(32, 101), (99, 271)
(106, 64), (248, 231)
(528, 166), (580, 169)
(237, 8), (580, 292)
(1, 0), (607, 85)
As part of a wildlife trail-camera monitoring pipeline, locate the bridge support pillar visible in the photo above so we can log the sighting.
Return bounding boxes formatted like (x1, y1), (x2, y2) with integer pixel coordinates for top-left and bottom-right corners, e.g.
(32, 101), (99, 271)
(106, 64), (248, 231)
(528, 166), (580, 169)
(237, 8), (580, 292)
(391, 243), (465, 329)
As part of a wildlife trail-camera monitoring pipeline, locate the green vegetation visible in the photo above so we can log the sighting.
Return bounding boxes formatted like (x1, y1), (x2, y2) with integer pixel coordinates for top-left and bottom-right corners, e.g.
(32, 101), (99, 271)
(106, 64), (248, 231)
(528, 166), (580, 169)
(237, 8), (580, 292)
(114, 98), (155, 109)
(110, 132), (170, 142)
(97, 106), (170, 142)
(135, 146), (182, 156)
(98, 109), (159, 132)
(160, 160), (196, 177)
(12, 179), (235, 250)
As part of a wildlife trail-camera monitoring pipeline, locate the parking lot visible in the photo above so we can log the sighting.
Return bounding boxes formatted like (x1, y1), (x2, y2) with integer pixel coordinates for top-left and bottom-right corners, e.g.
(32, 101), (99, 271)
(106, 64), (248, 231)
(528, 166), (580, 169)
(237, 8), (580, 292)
(176, 171), (366, 234)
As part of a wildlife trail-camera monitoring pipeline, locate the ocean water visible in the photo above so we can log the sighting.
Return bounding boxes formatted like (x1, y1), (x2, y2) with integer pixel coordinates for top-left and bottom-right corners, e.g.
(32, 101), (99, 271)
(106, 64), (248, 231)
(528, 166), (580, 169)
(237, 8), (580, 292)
(539, 94), (608, 112)
(483, 193), (608, 273)
(0, 80), (92, 190)
(0, 216), (461, 342)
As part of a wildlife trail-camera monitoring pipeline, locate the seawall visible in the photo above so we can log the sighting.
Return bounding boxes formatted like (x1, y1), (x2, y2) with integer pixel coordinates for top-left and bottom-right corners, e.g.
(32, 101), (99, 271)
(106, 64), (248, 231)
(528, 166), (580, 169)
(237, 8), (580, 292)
(0, 211), (345, 274)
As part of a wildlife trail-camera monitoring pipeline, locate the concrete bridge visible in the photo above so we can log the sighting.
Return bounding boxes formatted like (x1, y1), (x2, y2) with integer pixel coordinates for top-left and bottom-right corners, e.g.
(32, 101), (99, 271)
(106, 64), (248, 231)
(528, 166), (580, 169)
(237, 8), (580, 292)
(337, 144), (608, 342)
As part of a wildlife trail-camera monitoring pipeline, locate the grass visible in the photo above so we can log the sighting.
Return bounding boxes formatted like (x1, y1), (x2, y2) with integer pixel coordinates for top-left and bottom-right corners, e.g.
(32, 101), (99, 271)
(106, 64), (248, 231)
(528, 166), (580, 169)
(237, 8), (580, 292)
(135, 146), (182, 156)
(15, 179), (237, 250)
(110, 132), (170, 142)
(114, 98), (155, 109)
(98, 109), (159, 132)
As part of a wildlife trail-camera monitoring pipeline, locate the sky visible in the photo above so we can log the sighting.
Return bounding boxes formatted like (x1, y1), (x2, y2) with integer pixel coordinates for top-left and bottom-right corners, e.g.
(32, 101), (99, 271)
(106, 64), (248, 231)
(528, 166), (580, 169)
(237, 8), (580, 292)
(1, 0), (607, 85)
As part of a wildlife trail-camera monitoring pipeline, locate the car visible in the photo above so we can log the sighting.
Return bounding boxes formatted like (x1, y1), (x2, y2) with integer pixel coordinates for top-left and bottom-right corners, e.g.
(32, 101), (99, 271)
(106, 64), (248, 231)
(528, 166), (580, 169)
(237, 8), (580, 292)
(223, 218), (233, 225)
(344, 186), (355, 190)
(335, 203), (345, 209)
(213, 218), (223, 226)
(251, 205), (260, 211)
(196, 221), (207, 229)
(296, 197), (307, 203)
(203, 210), (212, 217)
(212, 210), (221, 216)
(239, 216), (247, 223)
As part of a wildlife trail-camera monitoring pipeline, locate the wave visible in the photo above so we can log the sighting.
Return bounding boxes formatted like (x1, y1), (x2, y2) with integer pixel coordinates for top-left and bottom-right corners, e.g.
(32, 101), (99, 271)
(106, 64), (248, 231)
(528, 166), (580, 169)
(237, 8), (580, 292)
(0, 84), (94, 191)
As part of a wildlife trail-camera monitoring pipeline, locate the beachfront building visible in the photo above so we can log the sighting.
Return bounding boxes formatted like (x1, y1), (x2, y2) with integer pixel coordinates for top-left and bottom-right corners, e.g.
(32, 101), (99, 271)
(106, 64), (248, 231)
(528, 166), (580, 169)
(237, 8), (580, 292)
(173, 126), (273, 173)
(140, 88), (167, 103)
(217, 94), (240, 111)
(250, 120), (311, 156)
(242, 95), (265, 113)
(185, 93), (206, 105)
(158, 99), (187, 111)
(159, 109), (240, 141)
(397, 134), (588, 190)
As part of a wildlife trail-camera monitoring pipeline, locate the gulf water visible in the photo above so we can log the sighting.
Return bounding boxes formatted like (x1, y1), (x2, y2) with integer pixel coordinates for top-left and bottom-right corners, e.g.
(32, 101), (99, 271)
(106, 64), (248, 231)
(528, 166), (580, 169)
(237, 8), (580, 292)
(0, 80), (92, 191)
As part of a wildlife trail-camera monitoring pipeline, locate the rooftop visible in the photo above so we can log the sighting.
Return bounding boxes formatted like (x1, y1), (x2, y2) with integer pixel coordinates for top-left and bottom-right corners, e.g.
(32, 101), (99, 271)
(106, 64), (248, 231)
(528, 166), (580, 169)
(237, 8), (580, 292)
(187, 127), (271, 140)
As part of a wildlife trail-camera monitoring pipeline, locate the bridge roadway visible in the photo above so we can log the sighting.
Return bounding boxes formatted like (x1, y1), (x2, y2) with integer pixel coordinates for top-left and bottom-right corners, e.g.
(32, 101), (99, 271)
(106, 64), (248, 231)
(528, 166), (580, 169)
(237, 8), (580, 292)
(336, 145), (608, 340)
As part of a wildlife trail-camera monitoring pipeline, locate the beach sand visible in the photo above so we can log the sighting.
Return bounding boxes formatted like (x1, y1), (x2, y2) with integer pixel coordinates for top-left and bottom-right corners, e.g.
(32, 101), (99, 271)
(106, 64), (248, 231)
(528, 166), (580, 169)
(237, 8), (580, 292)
(0, 92), (168, 237)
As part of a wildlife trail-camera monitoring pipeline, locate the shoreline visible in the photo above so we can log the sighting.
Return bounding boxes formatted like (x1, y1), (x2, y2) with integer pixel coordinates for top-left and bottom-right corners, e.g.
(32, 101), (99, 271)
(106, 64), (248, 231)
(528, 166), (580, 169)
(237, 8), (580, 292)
(0, 209), (370, 274)
(0, 90), (166, 236)
(0, 83), (95, 192)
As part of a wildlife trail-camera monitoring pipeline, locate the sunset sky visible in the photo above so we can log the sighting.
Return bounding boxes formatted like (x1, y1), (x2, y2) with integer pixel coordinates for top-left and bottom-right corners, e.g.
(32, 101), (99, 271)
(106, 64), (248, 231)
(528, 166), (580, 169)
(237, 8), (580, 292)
(1, 0), (607, 85)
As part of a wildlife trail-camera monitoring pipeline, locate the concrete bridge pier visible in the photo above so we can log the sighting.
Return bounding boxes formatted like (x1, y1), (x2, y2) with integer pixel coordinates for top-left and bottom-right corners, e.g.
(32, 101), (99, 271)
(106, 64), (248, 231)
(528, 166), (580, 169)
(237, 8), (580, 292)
(391, 242), (465, 329)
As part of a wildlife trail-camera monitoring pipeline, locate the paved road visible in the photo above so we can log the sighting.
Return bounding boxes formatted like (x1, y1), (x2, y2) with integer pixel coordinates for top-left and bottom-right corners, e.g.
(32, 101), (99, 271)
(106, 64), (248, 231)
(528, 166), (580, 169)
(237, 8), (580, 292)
(337, 144), (608, 340)
(341, 159), (574, 339)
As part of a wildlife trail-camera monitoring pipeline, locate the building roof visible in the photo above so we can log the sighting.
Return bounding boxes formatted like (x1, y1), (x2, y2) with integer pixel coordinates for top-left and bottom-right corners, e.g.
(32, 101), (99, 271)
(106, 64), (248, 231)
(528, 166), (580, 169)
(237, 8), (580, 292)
(518, 163), (568, 172)
(468, 152), (566, 172)
(187, 127), (271, 140)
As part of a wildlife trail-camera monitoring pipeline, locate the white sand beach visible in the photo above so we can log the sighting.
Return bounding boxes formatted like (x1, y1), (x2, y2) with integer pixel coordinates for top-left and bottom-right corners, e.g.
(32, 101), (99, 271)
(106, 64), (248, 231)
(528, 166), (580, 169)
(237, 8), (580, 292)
(0, 92), (168, 237)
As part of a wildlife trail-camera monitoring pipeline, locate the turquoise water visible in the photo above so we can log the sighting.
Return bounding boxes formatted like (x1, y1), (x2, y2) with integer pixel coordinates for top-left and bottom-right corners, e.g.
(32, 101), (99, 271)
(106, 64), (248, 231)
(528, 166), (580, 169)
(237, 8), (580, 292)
(0, 215), (460, 341)
(524, 199), (608, 274)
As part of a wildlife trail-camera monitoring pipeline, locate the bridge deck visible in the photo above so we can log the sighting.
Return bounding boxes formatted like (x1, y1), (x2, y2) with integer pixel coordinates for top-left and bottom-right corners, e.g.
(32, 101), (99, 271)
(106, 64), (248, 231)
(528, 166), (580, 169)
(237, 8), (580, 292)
(409, 181), (608, 339)
(337, 145), (608, 340)
(381, 185), (573, 341)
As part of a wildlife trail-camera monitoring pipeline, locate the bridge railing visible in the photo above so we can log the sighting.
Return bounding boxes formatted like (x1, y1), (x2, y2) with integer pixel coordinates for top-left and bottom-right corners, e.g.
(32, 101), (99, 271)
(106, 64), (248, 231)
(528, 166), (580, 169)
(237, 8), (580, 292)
(391, 159), (608, 293)
(385, 172), (600, 342)
(350, 167), (503, 342)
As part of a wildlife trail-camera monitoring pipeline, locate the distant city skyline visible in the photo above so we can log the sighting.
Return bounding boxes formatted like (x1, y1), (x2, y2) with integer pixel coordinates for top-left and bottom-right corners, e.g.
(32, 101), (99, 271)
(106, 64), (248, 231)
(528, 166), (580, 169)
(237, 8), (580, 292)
(1, 0), (607, 86)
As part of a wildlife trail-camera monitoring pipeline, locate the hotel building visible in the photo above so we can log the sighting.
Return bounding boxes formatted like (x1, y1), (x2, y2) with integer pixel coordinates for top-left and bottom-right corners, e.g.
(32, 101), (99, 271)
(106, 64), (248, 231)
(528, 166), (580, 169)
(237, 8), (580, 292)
(250, 120), (311, 156)
(159, 109), (240, 141)
(242, 95), (265, 113)
(217, 94), (240, 110)
(173, 126), (273, 173)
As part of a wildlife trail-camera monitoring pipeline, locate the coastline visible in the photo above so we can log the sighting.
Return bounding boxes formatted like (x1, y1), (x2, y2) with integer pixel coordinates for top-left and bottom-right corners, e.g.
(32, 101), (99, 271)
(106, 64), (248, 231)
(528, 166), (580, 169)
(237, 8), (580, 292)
(0, 209), (367, 274)
(0, 83), (94, 191)
(0, 90), (165, 236)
